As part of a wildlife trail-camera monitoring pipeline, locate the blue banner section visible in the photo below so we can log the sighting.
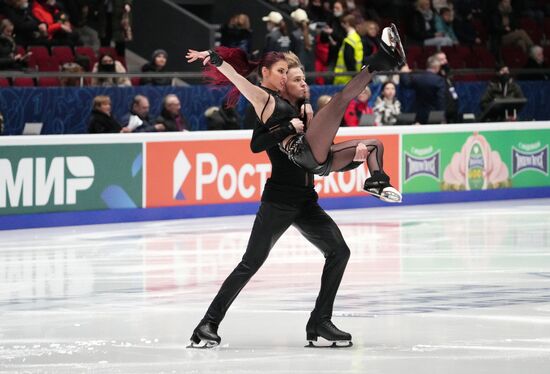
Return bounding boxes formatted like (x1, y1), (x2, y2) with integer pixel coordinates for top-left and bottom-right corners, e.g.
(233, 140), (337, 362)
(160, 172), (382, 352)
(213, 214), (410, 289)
(1, 81), (549, 135)
(2, 187), (549, 230)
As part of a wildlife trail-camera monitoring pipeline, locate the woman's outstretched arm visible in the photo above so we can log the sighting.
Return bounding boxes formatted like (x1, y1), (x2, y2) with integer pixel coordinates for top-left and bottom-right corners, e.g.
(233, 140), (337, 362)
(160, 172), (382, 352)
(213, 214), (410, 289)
(186, 49), (275, 123)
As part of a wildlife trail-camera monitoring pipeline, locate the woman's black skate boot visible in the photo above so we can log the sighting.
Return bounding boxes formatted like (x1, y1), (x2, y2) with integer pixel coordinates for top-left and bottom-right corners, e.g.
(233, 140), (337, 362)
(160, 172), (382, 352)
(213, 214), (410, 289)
(188, 320), (221, 348)
(364, 170), (402, 203)
(365, 23), (406, 72)
(306, 319), (352, 348)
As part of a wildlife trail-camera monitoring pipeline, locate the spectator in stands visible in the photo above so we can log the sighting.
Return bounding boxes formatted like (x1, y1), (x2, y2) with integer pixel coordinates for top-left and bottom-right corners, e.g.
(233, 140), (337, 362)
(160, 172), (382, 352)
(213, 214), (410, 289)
(205, 100), (241, 131)
(31, 0), (82, 47)
(409, 0), (454, 47)
(220, 14), (252, 55)
(489, 0), (533, 53)
(434, 7), (459, 45)
(400, 55), (447, 124)
(432, 0), (453, 13)
(333, 14), (363, 85)
(480, 64), (526, 122)
(453, 2), (482, 45)
(60, 61), (84, 86)
(91, 52), (131, 86)
(262, 11), (293, 53)
(1, 0), (49, 47)
(140, 49), (172, 86)
(97, 0), (132, 58)
(290, 8), (315, 73)
(325, 1), (347, 79)
(316, 94), (332, 110)
(521, 45), (549, 80)
(434, 51), (461, 123)
(121, 95), (165, 133)
(0, 19), (29, 70)
(374, 81), (401, 126)
(87, 95), (122, 133)
(156, 94), (190, 131)
(307, 0), (331, 24)
(357, 20), (379, 65)
(62, 0), (100, 49)
(343, 86), (374, 126)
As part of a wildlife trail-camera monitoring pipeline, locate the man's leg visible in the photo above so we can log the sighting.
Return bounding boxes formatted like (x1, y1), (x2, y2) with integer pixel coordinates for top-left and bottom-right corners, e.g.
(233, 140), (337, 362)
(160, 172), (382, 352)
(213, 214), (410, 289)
(293, 201), (352, 347)
(190, 202), (298, 347)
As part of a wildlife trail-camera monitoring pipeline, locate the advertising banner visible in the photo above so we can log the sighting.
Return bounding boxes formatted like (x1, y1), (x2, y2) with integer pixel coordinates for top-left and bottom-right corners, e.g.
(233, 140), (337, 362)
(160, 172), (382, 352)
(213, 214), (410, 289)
(145, 134), (400, 208)
(402, 129), (550, 193)
(0, 144), (143, 215)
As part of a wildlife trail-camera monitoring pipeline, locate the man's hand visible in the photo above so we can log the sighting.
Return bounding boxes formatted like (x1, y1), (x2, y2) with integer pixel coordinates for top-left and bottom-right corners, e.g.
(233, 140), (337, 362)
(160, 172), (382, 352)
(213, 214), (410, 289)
(290, 118), (304, 133)
(353, 143), (368, 162)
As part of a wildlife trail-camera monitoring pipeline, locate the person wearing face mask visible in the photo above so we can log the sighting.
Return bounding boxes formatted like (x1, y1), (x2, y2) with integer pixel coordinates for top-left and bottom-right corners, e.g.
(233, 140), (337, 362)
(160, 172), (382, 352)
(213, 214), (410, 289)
(91, 52), (131, 87)
(434, 51), (460, 123)
(480, 64), (526, 122)
(324, 0), (347, 81)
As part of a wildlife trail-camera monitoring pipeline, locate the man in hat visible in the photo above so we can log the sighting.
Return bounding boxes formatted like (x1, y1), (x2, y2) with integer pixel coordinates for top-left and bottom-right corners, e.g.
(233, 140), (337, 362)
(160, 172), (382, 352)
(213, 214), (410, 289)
(263, 10), (293, 52)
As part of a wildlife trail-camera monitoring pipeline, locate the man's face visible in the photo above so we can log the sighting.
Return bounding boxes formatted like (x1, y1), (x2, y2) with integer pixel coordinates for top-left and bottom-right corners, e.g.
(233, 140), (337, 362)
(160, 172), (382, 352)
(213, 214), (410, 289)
(437, 52), (448, 66)
(284, 67), (307, 102)
(166, 97), (181, 115)
(134, 98), (150, 117)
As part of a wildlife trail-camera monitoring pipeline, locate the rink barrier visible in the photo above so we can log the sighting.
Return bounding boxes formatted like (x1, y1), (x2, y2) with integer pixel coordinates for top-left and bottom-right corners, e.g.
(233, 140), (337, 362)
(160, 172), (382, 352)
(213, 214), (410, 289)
(1, 121), (549, 230)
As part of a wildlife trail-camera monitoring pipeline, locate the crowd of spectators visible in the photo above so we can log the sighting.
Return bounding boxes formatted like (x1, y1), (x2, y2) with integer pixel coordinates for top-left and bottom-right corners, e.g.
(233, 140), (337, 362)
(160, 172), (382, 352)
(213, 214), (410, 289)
(0, 0), (549, 132)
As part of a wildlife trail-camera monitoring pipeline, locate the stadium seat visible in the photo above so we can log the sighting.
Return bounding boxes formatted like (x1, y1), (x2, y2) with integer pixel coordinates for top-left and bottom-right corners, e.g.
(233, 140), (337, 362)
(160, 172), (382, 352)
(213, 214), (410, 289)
(471, 18), (488, 42)
(75, 46), (97, 70)
(51, 46), (74, 64)
(13, 77), (35, 87)
(27, 45), (50, 68)
(37, 77), (61, 87)
(519, 17), (542, 44)
(471, 46), (496, 68)
(130, 77), (141, 86)
(0, 77), (10, 87)
(36, 56), (61, 72)
(501, 46), (528, 68)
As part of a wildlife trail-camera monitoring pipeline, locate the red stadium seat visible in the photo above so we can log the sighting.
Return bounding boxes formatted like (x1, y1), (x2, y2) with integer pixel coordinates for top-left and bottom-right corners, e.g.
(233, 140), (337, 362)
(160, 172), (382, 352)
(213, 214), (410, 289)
(36, 56), (61, 72)
(471, 18), (488, 42)
(75, 46), (97, 70)
(98, 46), (117, 58)
(471, 46), (496, 68)
(501, 46), (528, 68)
(13, 77), (35, 87)
(37, 77), (61, 87)
(130, 77), (141, 86)
(51, 46), (74, 64)
(0, 77), (10, 87)
(27, 45), (50, 68)
(519, 17), (543, 44)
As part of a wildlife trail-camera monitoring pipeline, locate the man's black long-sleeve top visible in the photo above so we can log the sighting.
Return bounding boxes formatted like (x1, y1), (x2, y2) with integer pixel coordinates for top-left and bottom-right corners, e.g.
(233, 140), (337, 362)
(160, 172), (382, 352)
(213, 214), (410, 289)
(246, 104), (317, 204)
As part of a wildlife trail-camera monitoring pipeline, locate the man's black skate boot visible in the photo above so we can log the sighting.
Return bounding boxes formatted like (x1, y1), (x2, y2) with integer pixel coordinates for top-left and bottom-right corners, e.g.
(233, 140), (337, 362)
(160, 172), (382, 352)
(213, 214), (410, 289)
(306, 319), (352, 348)
(366, 23), (406, 72)
(188, 320), (221, 348)
(363, 170), (402, 203)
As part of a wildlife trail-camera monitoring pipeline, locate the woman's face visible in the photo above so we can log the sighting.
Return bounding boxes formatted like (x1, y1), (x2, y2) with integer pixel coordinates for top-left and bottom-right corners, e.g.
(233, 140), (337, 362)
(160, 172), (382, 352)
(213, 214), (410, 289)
(101, 55), (114, 65)
(154, 54), (167, 68)
(357, 89), (370, 103)
(383, 83), (396, 100)
(262, 60), (288, 91)
(283, 67), (307, 102)
(99, 101), (111, 115)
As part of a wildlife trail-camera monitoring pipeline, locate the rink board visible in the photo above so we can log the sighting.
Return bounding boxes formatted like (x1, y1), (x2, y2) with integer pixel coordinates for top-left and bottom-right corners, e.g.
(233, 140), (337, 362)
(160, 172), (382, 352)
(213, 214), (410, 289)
(1, 122), (549, 229)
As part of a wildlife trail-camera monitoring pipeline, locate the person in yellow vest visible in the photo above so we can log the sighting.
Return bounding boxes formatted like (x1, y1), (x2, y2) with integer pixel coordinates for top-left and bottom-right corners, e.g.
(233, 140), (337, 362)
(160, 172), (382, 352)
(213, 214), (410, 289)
(333, 14), (363, 85)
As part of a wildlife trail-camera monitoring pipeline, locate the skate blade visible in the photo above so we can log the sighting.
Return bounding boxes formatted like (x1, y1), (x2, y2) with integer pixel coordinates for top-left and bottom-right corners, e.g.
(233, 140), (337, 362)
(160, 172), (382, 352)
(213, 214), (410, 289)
(305, 340), (353, 348)
(380, 187), (402, 203)
(186, 339), (219, 349)
(389, 23), (406, 65)
(364, 187), (402, 203)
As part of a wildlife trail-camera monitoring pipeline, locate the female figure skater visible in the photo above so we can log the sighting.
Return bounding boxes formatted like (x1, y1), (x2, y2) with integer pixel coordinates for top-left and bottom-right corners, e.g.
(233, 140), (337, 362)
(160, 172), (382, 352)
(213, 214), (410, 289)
(187, 24), (405, 203)
(186, 25), (405, 349)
